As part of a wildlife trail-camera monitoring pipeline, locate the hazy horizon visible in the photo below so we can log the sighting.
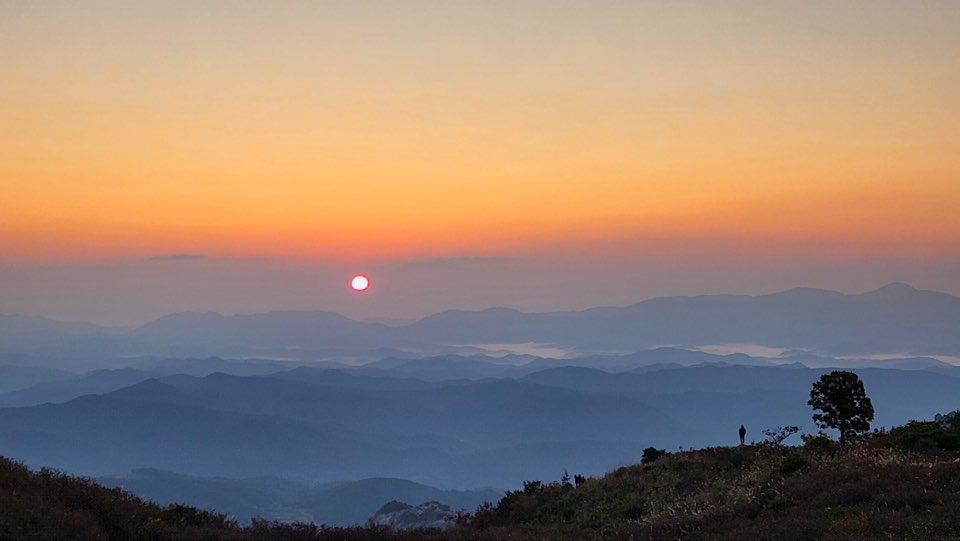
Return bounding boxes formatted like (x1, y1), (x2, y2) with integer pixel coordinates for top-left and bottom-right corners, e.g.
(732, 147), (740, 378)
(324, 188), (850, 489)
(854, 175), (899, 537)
(3, 262), (959, 327)
(3, 1), (959, 327)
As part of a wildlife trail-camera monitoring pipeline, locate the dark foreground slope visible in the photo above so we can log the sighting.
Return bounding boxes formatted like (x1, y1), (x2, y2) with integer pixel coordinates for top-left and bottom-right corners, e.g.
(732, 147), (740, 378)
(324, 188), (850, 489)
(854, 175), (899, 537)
(468, 441), (960, 540)
(0, 454), (435, 541)
(4, 420), (960, 541)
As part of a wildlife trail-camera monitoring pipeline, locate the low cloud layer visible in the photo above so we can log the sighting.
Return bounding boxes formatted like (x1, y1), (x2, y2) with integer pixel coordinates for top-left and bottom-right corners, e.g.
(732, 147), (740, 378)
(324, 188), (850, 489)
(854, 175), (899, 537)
(148, 254), (206, 262)
(399, 256), (519, 268)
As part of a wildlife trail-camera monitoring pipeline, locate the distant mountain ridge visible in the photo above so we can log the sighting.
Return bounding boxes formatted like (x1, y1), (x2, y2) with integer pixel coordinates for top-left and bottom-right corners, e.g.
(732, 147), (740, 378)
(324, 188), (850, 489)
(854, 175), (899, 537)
(3, 283), (960, 359)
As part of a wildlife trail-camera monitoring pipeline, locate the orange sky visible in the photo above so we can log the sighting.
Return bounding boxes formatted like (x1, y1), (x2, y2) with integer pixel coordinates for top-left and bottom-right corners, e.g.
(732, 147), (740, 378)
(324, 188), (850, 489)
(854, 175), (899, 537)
(2, 1), (959, 264)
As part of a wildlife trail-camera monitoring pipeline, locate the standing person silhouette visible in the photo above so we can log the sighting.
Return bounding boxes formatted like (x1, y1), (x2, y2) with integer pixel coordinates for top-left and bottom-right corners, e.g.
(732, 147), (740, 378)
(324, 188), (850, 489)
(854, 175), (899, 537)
(739, 424), (747, 446)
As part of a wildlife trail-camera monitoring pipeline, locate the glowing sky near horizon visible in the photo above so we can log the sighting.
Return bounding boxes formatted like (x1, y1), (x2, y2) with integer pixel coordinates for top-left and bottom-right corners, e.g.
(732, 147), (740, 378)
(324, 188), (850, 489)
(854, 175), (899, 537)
(1, 1), (959, 323)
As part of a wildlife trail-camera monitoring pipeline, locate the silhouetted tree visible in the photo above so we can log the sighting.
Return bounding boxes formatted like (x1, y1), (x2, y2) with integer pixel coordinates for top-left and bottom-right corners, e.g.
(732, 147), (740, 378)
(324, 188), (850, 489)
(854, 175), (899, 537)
(808, 370), (874, 447)
(641, 447), (667, 464)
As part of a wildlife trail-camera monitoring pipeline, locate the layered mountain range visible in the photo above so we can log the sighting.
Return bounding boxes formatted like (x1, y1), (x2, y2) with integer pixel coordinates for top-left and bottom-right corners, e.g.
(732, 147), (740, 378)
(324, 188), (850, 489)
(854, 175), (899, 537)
(3, 284), (960, 363)
(2, 283), (959, 524)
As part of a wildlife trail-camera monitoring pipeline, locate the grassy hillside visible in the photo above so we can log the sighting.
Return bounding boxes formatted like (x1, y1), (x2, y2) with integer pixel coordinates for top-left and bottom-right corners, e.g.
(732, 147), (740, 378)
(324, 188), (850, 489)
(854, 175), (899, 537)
(467, 438), (960, 540)
(3, 419), (960, 540)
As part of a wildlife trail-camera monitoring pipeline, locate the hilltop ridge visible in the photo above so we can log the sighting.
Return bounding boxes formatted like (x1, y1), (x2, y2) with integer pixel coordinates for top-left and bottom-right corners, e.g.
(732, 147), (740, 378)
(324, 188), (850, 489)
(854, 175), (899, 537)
(4, 414), (960, 540)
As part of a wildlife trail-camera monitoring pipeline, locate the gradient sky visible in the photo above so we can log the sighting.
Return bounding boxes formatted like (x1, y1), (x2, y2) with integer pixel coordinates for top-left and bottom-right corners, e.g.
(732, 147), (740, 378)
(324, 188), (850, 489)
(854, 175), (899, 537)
(2, 1), (959, 324)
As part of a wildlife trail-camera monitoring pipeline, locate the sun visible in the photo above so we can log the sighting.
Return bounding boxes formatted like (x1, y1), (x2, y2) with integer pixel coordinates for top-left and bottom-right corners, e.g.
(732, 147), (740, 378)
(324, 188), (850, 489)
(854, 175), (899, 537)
(350, 274), (370, 292)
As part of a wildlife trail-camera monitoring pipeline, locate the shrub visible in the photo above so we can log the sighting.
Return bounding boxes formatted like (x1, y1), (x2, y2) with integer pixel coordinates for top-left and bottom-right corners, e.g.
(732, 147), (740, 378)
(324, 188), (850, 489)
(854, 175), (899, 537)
(762, 426), (800, 447)
(801, 431), (835, 451)
(779, 454), (809, 476)
(882, 420), (960, 454)
(641, 447), (668, 464)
